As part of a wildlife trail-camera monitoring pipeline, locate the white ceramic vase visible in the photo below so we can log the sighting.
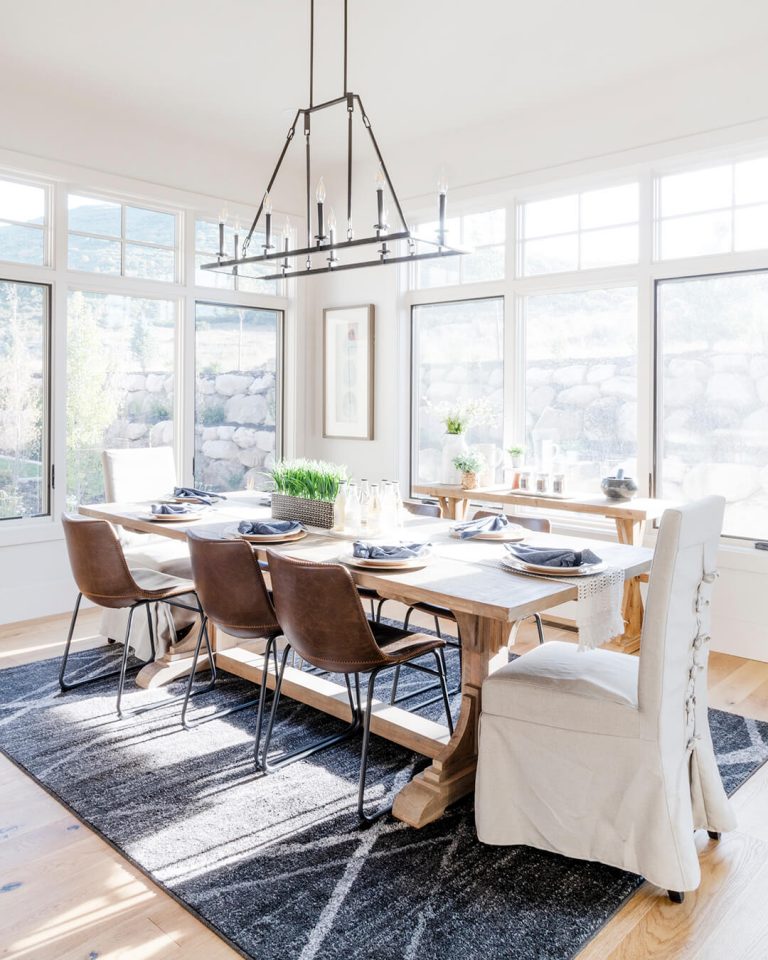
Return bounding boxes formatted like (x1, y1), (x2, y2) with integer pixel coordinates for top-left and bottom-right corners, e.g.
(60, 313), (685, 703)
(441, 432), (468, 484)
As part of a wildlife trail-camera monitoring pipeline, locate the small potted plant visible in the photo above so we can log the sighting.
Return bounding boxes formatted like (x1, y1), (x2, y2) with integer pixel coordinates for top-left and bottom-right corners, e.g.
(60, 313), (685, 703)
(429, 399), (496, 483)
(266, 458), (348, 528)
(452, 451), (485, 491)
(507, 444), (525, 469)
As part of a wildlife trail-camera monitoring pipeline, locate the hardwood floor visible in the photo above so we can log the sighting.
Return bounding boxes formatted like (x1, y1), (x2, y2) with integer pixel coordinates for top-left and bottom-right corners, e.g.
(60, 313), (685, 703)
(1, 609), (768, 959)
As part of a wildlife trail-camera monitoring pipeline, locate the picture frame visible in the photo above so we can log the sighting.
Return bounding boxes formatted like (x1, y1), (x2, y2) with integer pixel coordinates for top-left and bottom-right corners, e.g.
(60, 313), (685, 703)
(322, 304), (375, 440)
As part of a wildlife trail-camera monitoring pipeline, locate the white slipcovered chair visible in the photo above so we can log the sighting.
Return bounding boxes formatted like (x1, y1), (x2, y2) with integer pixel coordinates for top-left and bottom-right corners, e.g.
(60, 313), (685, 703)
(100, 447), (196, 660)
(475, 495), (735, 900)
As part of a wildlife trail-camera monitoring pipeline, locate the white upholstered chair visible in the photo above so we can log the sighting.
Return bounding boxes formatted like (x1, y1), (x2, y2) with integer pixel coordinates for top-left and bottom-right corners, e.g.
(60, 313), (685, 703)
(100, 447), (196, 659)
(475, 496), (735, 901)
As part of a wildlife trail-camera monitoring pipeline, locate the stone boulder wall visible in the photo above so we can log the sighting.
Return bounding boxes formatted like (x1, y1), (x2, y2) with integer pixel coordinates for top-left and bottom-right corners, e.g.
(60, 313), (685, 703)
(103, 365), (277, 492)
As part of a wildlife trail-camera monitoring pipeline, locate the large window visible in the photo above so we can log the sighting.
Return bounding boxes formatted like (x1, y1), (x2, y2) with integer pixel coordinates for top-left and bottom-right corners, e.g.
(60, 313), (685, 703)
(194, 217), (280, 295)
(195, 302), (281, 492)
(517, 183), (639, 276)
(412, 298), (504, 484)
(657, 270), (768, 540)
(523, 287), (638, 492)
(0, 176), (48, 266)
(66, 292), (176, 507)
(68, 194), (178, 281)
(656, 156), (768, 260)
(0, 280), (49, 519)
(412, 209), (505, 288)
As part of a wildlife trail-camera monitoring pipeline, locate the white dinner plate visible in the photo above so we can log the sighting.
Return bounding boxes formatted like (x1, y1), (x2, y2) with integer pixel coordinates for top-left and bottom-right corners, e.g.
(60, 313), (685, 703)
(340, 553), (430, 571)
(237, 529), (307, 544)
(449, 525), (527, 542)
(501, 556), (606, 577)
(140, 513), (201, 523)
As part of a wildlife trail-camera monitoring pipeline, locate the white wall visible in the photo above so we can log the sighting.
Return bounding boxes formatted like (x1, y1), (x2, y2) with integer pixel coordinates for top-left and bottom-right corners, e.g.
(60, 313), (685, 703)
(301, 263), (402, 482)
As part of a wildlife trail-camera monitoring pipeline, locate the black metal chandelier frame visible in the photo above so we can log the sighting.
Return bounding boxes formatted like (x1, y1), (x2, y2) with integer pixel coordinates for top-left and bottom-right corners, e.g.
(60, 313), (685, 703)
(201, 0), (468, 282)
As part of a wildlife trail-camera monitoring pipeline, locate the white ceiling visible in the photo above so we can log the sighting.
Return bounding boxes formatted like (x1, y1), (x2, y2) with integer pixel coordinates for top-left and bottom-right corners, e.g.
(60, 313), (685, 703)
(2, 0), (768, 199)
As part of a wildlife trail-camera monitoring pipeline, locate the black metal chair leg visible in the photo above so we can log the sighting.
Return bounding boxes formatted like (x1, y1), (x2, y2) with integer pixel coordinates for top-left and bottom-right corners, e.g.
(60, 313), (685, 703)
(375, 598), (386, 621)
(389, 664), (401, 704)
(253, 635), (278, 767)
(59, 593), (144, 693)
(668, 890), (685, 903)
(259, 646), (362, 773)
(533, 613), (545, 645)
(180, 617), (242, 729)
(116, 605), (137, 718)
(369, 597), (376, 619)
(358, 668), (391, 824)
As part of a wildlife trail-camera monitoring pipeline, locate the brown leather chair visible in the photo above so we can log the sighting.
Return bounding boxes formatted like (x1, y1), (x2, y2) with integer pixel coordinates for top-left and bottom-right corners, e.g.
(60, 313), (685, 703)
(184, 531), (282, 756)
(263, 549), (454, 822)
(60, 513), (198, 717)
(390, 509), (551, 708)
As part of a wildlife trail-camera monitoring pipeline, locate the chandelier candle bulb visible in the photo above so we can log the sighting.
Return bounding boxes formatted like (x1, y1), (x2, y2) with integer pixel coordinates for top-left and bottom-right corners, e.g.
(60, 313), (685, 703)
(316, 176), (326, 241)
(375, 167), (385, 227)
(438, 177), (448, 244)
(263, 193), (273, 250)
(218, 207), (227, 258)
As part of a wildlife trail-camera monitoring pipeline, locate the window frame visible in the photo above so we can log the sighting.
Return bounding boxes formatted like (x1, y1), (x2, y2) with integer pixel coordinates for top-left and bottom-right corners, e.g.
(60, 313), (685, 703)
(515, 180), (641, 279)
(652, 265), (768, 544)
(193, 299), (285, 488)
(0, 275), (52, 521)
(409, 295), (506, 493)
(66, 189), (182, 284)
(409, 205), (506, 290)
(0, 173), (52, 269)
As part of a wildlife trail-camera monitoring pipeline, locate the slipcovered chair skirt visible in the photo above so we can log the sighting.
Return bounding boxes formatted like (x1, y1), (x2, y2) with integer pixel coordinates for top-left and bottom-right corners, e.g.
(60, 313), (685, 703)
(475, 496), (736, 895)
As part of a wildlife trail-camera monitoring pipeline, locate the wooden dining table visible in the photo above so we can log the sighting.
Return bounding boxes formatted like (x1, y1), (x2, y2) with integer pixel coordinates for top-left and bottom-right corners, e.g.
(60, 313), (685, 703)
(79, 493), (653, 828)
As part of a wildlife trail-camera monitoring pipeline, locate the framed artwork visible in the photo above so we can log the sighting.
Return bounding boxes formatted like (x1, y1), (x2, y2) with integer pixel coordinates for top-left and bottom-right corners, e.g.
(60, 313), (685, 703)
(322, 304), (375, 440)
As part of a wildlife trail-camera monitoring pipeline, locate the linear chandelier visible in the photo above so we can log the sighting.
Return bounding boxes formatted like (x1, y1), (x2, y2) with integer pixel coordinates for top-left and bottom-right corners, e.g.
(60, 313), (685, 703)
(201, 0), (467, 283)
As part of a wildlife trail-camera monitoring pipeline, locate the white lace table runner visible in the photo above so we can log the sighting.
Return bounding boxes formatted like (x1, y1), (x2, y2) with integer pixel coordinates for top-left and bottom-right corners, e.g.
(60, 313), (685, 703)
(494, 561), (626, 650)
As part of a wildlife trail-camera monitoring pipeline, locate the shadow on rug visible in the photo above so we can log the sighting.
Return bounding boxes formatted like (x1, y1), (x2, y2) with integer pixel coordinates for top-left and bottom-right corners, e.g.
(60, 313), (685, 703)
(1, 639), (767, 960)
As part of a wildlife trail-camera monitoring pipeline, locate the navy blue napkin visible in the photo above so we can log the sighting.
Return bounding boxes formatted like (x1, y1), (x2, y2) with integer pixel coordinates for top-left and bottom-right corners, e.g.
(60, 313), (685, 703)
(151, 503), (191, 516)
(237, 519), (303, 536)
(505, 543), (601, 567)
(174, 486), (226, 505)
(352, 541), (431, 560)
(452, 514), (509, 539)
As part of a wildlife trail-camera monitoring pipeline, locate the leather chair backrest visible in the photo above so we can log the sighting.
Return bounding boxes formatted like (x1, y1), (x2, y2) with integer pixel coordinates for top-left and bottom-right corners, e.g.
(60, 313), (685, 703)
(62, 513), (144, 608)
(187, 531), (279, 640)
(266, 549), (388, 673)
(638, 496), (725, 742)
(405, 500), (441, 519)
(473, 508), (551, 533)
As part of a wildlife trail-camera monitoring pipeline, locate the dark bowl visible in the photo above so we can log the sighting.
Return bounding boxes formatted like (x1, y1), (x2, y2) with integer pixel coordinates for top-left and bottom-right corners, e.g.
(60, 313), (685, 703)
(601, 476), (638, 501)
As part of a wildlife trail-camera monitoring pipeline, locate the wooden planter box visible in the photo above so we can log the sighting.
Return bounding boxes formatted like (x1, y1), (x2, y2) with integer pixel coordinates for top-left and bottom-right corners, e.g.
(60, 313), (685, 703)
(271, 493), (335, 529)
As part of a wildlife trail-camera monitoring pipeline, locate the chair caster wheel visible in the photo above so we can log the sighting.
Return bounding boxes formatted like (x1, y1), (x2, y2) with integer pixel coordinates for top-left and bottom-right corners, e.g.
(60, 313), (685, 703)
(668, 890), (685, 904)
(707, 831), (721, 841)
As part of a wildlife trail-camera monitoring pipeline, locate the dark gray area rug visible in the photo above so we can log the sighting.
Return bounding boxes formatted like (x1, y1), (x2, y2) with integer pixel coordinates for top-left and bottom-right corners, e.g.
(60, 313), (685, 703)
(1, 633), (767, 960)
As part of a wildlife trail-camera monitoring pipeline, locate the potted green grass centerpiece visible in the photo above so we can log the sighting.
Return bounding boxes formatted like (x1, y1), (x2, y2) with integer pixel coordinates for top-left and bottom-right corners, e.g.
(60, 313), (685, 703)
(453, 451), (485, 491)
(267, 458), (348, 529)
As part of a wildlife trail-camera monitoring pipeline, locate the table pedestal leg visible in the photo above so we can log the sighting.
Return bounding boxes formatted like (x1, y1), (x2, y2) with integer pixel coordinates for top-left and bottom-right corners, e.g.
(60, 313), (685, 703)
(615, 517), (646, 653)
(392, 613), (509, 828)
(436, 496), (469, 521)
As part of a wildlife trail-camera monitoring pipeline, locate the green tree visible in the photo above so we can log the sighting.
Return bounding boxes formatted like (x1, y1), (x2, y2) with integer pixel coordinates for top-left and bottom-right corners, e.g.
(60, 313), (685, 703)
(66, 292), (120, 506)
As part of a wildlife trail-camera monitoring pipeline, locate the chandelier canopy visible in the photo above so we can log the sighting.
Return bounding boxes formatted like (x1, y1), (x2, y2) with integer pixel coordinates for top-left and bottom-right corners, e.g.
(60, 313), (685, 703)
(201, 0), (467, 283)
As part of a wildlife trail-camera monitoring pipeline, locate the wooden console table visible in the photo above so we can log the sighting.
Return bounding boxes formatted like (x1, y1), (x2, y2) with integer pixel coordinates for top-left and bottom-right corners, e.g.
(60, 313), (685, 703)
(413, 483), (674, 652)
